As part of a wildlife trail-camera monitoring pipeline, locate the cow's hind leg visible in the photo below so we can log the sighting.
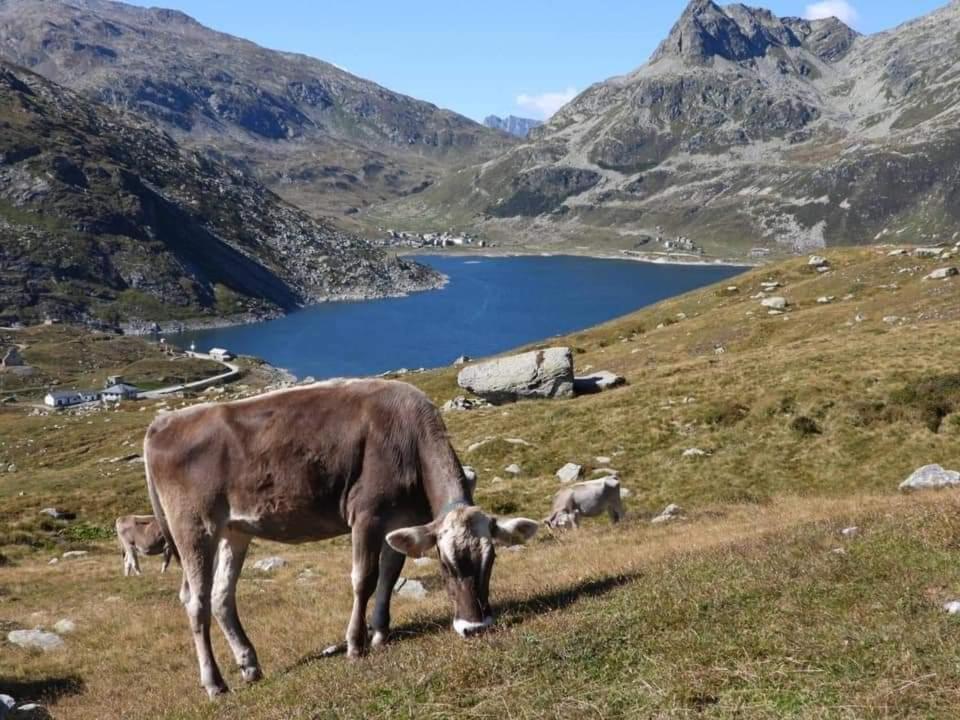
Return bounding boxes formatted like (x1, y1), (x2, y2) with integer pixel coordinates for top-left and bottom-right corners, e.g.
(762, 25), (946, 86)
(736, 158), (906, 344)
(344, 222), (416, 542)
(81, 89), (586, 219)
(346, 520), (383, 658)
(212, 532), (261, 683)
(176, 524), (228, 697)
(370, 542), (405, 649)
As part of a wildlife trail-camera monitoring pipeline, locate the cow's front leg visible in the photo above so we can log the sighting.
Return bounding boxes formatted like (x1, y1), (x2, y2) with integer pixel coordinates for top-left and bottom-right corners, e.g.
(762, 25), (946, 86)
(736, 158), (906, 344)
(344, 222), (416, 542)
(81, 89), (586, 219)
(371, 542), (406, 649)
(346, 520), (382, 659)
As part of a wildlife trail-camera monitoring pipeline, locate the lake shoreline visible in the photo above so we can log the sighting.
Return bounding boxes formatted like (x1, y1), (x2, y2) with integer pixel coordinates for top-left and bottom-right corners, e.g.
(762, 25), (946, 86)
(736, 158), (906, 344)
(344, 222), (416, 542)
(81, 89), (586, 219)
(395, 246), (759, 269)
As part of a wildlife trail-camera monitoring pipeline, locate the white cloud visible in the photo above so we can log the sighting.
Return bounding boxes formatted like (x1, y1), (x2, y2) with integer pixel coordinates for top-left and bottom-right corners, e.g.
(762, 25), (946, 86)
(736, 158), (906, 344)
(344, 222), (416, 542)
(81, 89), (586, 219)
(803, 0), (859, 26)
(515, 87), (578, 120)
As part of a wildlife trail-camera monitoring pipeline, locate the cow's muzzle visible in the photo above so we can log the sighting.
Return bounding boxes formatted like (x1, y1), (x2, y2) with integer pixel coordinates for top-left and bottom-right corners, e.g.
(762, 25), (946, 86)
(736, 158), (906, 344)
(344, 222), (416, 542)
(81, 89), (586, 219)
(453, 616), (493, 638)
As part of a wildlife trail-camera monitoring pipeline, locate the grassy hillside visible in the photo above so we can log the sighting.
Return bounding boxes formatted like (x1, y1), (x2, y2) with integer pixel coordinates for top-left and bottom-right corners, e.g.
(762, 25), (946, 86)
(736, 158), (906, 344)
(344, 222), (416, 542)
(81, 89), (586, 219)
(2, 247), (960, 718)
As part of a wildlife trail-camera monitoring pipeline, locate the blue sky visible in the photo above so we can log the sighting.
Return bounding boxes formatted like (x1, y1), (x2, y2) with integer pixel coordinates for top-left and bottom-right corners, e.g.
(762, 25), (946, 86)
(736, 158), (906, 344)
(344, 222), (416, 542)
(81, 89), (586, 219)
(128, 0), (948, 122)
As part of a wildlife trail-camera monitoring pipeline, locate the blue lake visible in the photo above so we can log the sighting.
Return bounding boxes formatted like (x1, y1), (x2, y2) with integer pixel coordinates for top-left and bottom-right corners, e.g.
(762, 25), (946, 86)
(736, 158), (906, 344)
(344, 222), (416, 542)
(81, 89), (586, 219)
(171, 255), (746, 380)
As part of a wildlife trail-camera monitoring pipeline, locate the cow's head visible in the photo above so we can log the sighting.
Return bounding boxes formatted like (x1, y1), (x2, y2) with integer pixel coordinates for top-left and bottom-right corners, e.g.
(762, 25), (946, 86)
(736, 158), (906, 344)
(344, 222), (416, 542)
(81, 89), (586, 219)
(386, 506), (538, 637)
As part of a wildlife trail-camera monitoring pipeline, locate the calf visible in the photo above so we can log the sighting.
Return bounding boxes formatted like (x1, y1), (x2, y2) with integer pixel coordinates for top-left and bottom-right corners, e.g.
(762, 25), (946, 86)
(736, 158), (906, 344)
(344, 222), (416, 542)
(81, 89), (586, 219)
(144, 379), (538, 697)
(544, 476), (624, 529)
(116, 514), (172, 576)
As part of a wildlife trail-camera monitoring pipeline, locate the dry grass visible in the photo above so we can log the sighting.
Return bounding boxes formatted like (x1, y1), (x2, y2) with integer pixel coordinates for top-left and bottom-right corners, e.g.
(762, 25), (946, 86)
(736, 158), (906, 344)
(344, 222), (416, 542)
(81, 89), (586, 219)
(2, 247), (960, 717)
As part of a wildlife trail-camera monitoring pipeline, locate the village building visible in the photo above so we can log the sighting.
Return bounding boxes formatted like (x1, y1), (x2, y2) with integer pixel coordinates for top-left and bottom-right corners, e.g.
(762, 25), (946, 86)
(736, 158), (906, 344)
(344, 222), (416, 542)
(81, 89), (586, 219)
(102, 383), (140, 403)
(209, 347), (234, 362)
(44, 389), (101, 408)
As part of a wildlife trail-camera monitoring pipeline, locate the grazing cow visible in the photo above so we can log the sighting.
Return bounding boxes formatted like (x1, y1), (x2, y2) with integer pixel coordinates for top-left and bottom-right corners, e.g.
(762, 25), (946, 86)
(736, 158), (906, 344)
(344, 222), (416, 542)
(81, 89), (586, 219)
(144, 379), (538, 697)
(544, 476), (624, 529)
(115, 514), (172, 576)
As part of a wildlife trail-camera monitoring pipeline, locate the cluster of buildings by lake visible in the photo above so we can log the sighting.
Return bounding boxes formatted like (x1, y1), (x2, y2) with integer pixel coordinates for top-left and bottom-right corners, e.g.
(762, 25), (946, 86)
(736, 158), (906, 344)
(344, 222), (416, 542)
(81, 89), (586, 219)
(376, 229), (488, 249)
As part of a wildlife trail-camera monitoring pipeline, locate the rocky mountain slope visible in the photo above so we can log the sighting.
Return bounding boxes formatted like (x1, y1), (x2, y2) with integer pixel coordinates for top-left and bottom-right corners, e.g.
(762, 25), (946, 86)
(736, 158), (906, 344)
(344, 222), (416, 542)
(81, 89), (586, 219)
(0, 61), (440, 326)
(384, 0), (960, 259)
(0, 0), (515, 218)
(483, 115), (542, 138)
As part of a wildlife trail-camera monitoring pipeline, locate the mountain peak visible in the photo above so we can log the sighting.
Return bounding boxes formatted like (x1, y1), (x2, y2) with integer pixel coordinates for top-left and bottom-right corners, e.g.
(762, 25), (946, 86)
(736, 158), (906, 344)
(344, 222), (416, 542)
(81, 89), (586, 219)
(652, 1), (857, 64)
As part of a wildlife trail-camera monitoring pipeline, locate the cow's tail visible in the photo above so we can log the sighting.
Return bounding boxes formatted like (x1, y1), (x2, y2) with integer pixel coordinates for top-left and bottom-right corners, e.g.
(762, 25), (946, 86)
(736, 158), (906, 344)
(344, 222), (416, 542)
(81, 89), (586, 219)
(143, 429), (180, 565)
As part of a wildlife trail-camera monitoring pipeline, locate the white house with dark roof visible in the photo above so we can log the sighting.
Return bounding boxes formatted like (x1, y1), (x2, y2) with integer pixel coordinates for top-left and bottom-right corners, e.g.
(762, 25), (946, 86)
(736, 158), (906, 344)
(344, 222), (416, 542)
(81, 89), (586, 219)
(102, 383), (140, 403)
(44, 389), (101, 408)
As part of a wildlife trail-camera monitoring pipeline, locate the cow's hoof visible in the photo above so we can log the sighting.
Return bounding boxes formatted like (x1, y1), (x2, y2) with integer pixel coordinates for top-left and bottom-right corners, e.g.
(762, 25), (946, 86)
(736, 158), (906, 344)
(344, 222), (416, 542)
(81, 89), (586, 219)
(205, 683), (229, 699)
(346, 645), (367, 660)
(371, 630), (388, 649)
(241, 666), (263, 683)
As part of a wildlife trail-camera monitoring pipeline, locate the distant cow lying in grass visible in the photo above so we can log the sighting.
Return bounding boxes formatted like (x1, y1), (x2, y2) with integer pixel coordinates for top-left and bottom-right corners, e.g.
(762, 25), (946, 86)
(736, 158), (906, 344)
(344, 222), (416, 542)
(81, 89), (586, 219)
(545, 477), (624, 529)
(144, 379), (538, 698)
(116, 514), (172, 576)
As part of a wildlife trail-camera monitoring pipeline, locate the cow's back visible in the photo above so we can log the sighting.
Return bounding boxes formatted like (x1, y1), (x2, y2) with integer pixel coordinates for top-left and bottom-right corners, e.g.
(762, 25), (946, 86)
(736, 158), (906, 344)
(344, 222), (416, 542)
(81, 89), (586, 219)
(145, 380), (453, 543)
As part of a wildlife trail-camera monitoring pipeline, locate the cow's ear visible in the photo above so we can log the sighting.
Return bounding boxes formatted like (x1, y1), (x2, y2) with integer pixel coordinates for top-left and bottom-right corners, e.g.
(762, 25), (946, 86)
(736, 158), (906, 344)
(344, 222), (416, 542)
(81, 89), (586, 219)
(491, 517), (539, 546)
(386, 524), (438, 558)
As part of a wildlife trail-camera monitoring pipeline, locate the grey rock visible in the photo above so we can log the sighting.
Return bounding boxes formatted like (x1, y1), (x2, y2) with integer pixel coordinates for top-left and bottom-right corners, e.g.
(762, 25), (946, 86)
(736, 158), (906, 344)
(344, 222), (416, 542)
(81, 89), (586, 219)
(457, 348), (574, 403)
(504, 463), (522, 475)
(923, 267), (958, 280)
(573, 370), (626, 394)
(760, 297), (787, 310)
(61, 551), (87, 560)
(595, 456), (612, 464)
(808, 255), (829, 267)
(7, 629), (63, 651)
(682, 447), (709, 458)
(53, 619), (76, 634)
(817, 296), (835, 304)
(651, 503), (685, 524)
(252, 556), (288, 572)
(442, 395), (489, 412)
(900, 464), (960, 491)
(840, 526), (860, 538)
(914, 247), (945, 258)
(39, 508), (75, 521)
(393, 577), (427, 599)
(556, 462), (583, 484)
(944, 601), (960, 615)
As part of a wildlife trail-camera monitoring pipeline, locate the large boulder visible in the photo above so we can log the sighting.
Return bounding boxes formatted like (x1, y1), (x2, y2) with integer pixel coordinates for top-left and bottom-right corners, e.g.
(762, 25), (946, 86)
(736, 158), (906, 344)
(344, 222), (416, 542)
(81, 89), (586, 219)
(457, 347), (574, 404)
(7, 629), (64, 651)
(899, 464), (960, 491)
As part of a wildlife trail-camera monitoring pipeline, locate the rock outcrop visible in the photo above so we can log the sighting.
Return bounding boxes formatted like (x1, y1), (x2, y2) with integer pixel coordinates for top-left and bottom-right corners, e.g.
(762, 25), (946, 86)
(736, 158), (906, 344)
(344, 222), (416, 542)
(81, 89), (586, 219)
(457, 348), (575, 403)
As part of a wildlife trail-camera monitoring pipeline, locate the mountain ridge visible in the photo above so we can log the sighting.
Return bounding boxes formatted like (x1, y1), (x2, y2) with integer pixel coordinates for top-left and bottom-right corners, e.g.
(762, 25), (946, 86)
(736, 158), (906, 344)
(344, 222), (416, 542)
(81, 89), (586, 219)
(376, 0), (960, 259)
(0, 0), (516, 219)
(0, 60), (440, 326)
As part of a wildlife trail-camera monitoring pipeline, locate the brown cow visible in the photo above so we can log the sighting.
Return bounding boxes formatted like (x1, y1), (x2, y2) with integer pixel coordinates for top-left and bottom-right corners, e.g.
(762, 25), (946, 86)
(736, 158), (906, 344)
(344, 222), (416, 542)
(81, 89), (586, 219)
(115, 514), (172, 576)
(144, 379), (538, 697)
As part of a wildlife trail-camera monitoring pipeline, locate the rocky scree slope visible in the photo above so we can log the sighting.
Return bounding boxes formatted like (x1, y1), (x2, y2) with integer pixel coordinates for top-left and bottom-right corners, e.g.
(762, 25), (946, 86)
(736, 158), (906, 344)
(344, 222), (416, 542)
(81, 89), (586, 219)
(0, 0), (515, 218)
(0, 61), (440, 326)
(391, 0), (960, 257)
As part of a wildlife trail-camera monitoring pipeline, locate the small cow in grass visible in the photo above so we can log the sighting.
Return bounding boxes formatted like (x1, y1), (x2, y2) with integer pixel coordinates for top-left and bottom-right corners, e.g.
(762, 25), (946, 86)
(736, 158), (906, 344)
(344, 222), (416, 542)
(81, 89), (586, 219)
(544, 476), (624, 530)
(145, 379), (538, 697)
(116, 514), (173, 576)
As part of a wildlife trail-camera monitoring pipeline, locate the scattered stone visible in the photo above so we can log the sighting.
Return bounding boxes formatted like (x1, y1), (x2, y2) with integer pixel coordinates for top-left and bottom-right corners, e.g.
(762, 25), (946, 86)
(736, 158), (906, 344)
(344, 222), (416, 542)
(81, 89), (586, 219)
(504, 463), (522, 475)
(47, 558), (58, 565)
(899, 464), (960, 491)
(619, 487), (632, 498)
(452, 355), (471, 366)
(923, 267), (958, 281)
(53, 619), (76, 634)
(651, 504), (685, 524)
(725, 286), (739, 293)
(840, 527), (860, 538)
(573, 370), (626, 394)
(883, 316), (901, 324)
(944, 601), (960, 615)
(887, 248), (908, 256)
(252, 556), (288, 572)
(914, 247), (945, 258)
(854, 313), (867, 323)
(39, 508), (75, 521)
(457, 347), (574, 404)
(831, 547), (847, 556)
(504, 437), (533, 447)
(682, 448), (708, 458)
(842, 293), (855, 300)
(817, 296), (834, 304)
(61, 551), (87, 560)
(555, 463), (583, 484)
(595, 456), (611, 465)
(393, 577), (427, 600)
(6, 464), (16, 473)
(466, 437), (496, 453)
(7, 629), (63, 651)
(808, 255), (830, 268)
(760, 281), (782, 290)
(760, 296), (787, 310)
(442, 396), (489, 412)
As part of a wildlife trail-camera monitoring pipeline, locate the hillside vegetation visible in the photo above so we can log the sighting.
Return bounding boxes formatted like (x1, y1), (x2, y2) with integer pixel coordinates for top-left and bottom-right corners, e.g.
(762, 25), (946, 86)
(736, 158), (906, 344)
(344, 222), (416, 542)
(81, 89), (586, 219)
(2, 247), (960, 718)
